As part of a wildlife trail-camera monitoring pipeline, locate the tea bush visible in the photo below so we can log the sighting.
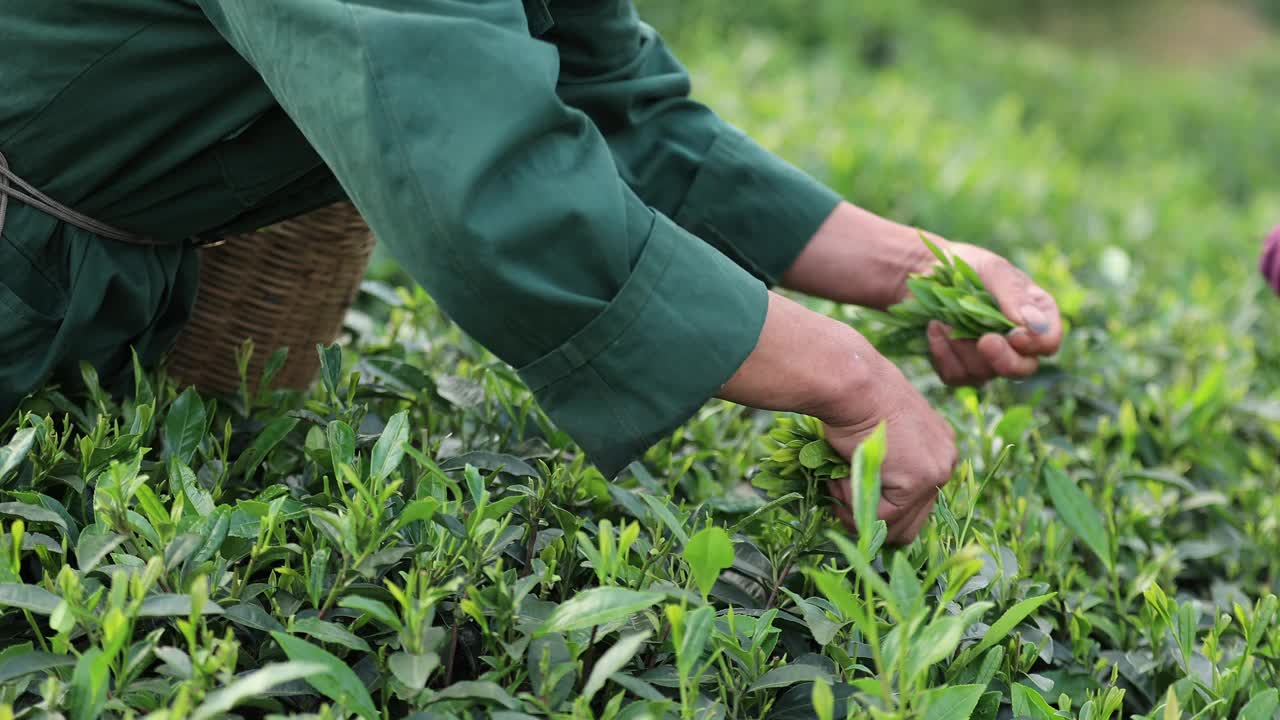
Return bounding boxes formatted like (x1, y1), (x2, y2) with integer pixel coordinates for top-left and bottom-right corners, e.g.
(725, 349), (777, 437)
(1, 2), (1278, 718)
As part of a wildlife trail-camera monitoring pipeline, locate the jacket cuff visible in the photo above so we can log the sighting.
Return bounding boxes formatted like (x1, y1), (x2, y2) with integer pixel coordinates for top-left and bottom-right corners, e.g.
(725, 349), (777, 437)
(674, 127), (842, 286)
(518, 211), (766, 477)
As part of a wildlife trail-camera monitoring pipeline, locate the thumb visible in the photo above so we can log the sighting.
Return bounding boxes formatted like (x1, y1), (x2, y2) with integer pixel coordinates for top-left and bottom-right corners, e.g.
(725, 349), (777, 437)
(978, 258), (1063, 356)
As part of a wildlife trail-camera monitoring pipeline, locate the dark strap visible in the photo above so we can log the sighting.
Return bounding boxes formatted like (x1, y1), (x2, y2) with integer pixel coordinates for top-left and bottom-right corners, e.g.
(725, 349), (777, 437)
(0, 150), (159, 245)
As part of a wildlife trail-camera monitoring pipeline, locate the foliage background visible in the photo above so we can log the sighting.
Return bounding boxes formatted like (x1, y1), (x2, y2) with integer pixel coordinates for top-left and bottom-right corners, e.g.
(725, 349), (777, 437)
(1, 0), (1279, 718)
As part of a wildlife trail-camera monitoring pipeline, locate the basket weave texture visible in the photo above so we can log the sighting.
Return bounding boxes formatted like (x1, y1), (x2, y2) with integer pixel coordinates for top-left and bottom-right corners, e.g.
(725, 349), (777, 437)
(167, 202), (375, 396)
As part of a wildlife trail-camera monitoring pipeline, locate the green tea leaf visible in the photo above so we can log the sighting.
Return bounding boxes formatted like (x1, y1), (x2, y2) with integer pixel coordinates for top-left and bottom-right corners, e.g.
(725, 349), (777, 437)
(951, 254), (985, 289)
(439, 451), (538, 478)
(138, 594), (224, 617)
(1239, 688), (1279, 720)
(1011, 683), (1057, 720)
(807, 569), (863, 627)
(972, 691), (1002, 720)
(318, 343), (345, 400)
(230, 417), (299, 481)
(528, 633), (574, 706)
(890, 552), (923, 615)
(0, 428), (36, 484)
(920, 233), (951, 266)
(1044, 466), (1113, 572)
(292, 617), (372, 652)
(394, 498), (440, 532)
(370, 410), (410, 482)
(431, 681), (520, 709)
(170, 458), (214, 518)
(782, 590), (841, 647)
(69, 648), (110, 720)
(640, 495), (689, 545)
(812, 676), (835, 720)
(537, 588), (665, 636)
(224, 603), (286, 633)
(191, 662), (327, 720)
(327, 421), (356, 471)
(748, 662), (833, 692)
(683, 526), (734, 599)
(799, 441), (829, 469)
(75, 528), (125, 575)
(921, 684), (986, 720)
(994, 406), (1036, 443)
(0, 648), (75, 684)
(974, 646), (1005, 687)
(853, 424), (886, 549)
(0, 502), (67, 535)
(339, 595), (403, 632)
(389, 652), (439, 692)
(905, 615), (966, 679)
(677, 606), (715, 678)
(965, 592), (1056, 662)
(0, 583), (60, 614)
(583, 631), (651, 702)
(257, 347), (290, 395)
(271, 632), (378, 720)
(164, 388), (206, 465)
(192, 506), (231, 564)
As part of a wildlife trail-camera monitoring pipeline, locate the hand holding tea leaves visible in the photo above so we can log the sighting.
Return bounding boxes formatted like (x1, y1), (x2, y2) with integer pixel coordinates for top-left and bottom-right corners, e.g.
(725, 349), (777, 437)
(865, 234), (1063, 385)
(756, 409), (954, 546)
(718, 293), (957, 544)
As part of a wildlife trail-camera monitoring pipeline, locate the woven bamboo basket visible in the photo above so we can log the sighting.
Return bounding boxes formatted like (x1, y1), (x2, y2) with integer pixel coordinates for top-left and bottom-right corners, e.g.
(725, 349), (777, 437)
(167, 202), (376, 396)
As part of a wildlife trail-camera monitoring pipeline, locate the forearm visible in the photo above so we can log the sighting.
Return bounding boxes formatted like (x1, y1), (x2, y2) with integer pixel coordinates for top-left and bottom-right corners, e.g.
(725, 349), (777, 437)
(780, 201), (943, 310)
(717, 291), (888, 425)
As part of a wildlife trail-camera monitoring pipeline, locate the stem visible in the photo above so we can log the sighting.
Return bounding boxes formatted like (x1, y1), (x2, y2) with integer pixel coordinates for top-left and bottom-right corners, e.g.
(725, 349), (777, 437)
(647, 624), (672, 671)
(445, 615), (461, 685)
(521, 510), (540, 579)
(764, 561), (794, 610)
(318, 563), (351, 618)
(229, 524), (271, 601)
(580, 625), (600, 693)
(861, 576), (894, 712)
(23, 610), (49, 653)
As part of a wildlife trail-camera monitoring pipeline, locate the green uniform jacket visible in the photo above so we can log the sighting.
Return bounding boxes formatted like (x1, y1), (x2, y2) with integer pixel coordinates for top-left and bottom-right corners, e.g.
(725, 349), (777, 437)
(0, 0), (841, 476)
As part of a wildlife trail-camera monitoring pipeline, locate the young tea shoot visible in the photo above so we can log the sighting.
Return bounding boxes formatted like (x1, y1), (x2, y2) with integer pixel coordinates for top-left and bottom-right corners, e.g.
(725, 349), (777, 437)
(862, 234), (1015, 355)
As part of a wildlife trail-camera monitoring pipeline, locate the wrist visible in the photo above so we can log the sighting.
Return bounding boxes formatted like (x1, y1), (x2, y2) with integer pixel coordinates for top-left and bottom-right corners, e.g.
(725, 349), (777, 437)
(803, 329), (894, 429)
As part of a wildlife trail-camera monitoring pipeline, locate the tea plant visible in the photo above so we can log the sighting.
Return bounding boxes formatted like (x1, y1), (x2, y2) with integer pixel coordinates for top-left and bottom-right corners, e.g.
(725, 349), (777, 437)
(861, 236), (1014, 356)
(2, 0), (1280, 718)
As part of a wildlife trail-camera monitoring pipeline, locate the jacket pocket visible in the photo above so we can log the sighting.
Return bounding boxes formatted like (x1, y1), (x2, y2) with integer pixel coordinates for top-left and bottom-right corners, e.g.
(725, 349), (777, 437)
(0, 281), (59, 362)
(0, 212), (65, 361)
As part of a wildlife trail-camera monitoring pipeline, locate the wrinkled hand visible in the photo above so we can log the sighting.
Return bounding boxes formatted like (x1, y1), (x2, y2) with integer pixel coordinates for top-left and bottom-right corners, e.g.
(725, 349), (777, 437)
(818, 358), (957, 545)
(924, 242), (1063, 386)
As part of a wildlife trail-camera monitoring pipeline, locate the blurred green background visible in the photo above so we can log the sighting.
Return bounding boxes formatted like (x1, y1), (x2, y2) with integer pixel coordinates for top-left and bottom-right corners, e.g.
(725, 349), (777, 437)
(626, 0), (1280, 274)
(611, 0), (1280, 393)
(368, 0), (1280, 391)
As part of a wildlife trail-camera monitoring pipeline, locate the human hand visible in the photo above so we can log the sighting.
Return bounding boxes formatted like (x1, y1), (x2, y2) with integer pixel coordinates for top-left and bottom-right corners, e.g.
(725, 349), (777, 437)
(717, 292), (956, 545)
(921, 242), (1063, 386)
(817, 358), (957, 545)
(781, 203), (1064, 385)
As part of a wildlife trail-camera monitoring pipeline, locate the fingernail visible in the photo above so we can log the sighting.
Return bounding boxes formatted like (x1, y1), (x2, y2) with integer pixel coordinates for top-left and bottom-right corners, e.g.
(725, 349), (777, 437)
(1020, 305), (1050, 335)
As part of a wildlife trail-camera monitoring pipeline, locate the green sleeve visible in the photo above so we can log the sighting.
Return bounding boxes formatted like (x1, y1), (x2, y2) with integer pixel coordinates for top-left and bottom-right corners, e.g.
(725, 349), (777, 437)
(195, 0), (769, 476)
(549, 1), (844, 285)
